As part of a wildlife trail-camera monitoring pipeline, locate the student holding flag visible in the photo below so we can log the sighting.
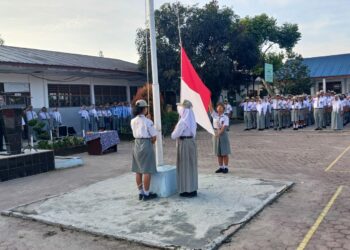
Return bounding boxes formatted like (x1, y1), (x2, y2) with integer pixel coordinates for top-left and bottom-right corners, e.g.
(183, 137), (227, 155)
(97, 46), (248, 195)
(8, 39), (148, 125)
(171, 99), (198, 198)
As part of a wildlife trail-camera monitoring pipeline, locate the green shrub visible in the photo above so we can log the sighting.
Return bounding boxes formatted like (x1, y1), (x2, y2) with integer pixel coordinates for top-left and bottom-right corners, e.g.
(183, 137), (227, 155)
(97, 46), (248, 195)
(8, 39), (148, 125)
(162, 111), (179, 136)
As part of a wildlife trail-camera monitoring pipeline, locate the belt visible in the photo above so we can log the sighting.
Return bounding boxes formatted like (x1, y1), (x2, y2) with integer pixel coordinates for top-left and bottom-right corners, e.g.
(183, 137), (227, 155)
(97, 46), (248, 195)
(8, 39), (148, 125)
(179, 136), (193, 140)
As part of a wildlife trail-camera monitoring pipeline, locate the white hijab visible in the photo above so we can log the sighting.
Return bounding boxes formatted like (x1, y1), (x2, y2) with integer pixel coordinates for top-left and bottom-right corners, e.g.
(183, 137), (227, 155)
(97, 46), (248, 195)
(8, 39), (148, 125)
(177, 106), (197, 137)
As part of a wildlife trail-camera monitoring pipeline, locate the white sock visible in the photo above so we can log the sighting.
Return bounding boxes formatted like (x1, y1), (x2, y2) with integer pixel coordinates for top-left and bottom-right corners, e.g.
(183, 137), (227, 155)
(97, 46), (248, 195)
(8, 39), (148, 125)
(224, 165), (228, 169)
(220, 165), (224, 169)
(143, 189), (149, 196)
(139, 189), (144, 195)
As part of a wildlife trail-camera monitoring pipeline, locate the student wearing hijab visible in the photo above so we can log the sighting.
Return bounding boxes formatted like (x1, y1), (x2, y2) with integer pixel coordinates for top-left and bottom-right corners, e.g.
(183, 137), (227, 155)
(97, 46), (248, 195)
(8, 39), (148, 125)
(171, 100), (198, 198)
(256, 98), (266, 131)
(209, 102), (231, 174)
(331, 95), (343, 130)
(130, 99), (158, 201)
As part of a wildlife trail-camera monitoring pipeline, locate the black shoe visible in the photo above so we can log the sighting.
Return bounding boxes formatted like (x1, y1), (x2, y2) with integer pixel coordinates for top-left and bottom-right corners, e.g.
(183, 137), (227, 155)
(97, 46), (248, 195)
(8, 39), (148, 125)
(315, 128), (319, 130)
(222, 168), (229, 174)
(180, 191), (197, 198)
(138, 194), (143, 200)
(278, 128), (282, 131)
(244, 128), (249, 131)
(215, 168), (224, 173)
(188, 191), (197, 197)
(323, 126), (326, 129)
(142, 192), (157, 201)
(274, 128), (277, 131)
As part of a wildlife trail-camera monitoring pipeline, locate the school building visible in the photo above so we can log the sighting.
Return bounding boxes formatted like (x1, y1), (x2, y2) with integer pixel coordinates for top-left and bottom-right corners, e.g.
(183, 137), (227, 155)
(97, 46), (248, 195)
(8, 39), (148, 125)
(303, 53), (350, 95)
(0, 45), (145, 133)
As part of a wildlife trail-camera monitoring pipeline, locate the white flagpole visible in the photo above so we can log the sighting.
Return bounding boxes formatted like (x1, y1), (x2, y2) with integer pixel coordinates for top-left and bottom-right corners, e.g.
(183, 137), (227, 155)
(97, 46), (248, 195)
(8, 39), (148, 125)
(147, 0), (163, 166)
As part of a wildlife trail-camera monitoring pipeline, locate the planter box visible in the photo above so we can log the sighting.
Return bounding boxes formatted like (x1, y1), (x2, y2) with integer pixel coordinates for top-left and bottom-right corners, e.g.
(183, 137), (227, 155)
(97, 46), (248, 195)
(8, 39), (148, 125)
(54, 145), (87, 156)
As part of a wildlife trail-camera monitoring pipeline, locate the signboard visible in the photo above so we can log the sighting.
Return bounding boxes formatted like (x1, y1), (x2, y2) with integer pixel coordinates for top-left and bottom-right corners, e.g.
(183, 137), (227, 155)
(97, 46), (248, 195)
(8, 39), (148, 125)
(264, 63), (273, 83)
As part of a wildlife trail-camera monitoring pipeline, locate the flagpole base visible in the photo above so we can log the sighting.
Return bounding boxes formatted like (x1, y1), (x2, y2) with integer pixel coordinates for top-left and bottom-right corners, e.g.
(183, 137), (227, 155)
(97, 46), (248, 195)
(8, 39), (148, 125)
(150, 165), (177, 198)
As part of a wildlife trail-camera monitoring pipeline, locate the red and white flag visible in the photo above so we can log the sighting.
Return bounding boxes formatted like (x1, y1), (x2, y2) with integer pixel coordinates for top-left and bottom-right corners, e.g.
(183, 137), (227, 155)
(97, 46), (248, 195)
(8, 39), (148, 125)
(180, 47), (214, 135)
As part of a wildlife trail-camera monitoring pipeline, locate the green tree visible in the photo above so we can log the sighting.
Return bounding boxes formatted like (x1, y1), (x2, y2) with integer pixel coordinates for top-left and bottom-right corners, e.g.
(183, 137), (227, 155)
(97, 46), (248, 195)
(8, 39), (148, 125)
(274, 53), (311, 95)
(0, 35), (4, 45)
(135, 2), (301, 100)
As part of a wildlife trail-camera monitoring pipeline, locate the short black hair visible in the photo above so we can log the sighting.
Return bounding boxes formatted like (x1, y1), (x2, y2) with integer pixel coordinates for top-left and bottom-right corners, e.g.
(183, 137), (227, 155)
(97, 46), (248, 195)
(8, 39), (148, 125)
(133, 106), (146, 116)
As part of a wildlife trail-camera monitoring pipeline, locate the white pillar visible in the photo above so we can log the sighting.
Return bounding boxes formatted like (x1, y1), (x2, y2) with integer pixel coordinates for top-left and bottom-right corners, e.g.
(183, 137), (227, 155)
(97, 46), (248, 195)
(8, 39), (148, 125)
(341, 80), (346, 94)
(322, 78), (326, 92)
(310, 86), (315, 96)
(147, 0), (163, 166)
(126, 85), (131, 103)
(90, 78), (95, 105)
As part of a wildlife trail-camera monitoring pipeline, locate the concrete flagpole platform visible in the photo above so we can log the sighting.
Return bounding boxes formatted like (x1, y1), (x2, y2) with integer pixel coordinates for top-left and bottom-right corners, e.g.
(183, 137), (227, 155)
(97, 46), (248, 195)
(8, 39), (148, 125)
(1, 174), (293, 250)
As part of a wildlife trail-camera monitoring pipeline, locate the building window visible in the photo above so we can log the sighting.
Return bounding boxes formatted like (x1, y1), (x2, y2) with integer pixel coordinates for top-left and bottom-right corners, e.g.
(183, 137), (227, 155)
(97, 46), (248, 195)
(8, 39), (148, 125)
(318, 81), (342, 93)
(94, 85), (127, 105)
(48, 84), (91, 107)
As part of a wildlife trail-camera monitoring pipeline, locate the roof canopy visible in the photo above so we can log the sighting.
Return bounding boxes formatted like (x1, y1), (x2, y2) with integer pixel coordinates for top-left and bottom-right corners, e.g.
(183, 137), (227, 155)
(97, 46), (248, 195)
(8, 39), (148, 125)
(303, 54), (350, 78)
(0, 46), (144, 79)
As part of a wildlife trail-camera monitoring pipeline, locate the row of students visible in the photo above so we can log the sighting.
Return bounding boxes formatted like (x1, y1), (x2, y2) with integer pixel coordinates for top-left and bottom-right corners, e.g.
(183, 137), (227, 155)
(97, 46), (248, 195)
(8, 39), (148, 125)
(131, 99), (231, 201)
(240, 91), (350, 131)
(25, 106), (62, 140)
(79, 103), (132, 133)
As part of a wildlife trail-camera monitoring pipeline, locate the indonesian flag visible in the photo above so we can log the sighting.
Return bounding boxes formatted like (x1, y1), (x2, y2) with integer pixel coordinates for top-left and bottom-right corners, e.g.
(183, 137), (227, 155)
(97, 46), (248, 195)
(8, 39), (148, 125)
(181, 47), (215, 135)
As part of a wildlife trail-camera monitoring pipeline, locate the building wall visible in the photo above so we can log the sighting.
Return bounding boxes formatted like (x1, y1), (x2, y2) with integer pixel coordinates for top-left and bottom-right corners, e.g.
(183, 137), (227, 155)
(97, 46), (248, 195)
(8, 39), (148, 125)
(0, 72), (143, 134)
(311, 76), (350, 95)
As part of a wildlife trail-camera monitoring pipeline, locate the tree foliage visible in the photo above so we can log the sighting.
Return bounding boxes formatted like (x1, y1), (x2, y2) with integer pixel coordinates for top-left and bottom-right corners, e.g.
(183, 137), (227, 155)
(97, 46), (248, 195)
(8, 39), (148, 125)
(0, 35), (4, 46)
(274, 53), (311, 95)
(135, 1), (302, 98)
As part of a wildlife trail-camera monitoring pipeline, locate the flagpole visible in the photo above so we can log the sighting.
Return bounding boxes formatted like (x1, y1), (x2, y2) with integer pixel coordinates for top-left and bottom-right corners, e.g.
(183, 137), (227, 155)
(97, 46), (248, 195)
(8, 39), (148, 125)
(176, 2), (183, 101)
(147, 0), (163, 166)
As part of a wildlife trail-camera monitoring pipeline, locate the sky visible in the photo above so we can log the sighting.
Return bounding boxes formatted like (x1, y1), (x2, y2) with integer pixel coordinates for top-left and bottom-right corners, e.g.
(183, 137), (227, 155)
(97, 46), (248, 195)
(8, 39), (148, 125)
(0, 0), (349, 63)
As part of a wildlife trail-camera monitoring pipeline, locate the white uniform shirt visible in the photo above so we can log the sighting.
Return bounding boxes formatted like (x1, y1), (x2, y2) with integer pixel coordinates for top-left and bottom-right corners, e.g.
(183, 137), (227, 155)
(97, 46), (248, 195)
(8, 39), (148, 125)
(89, 109), (98, 118)
(251, 102), (257, 111)
(224, 104), (233, 115)
(332, 100), (343, 113)
(313, 97), (325, 108)
(39, 112), (50, 120)
(171, 120), (193, 139)
(272, 99), (282, 109)
(291, 102), (300, 109)
(79, 109), (90, 120)
(211, 112), (229, 129)
(240, 102), (252, 112)
(130, 115), (157, 138)
(256, 103), (267, 115)
(26, 110), (38, 121)
(50, 111), (62, 123)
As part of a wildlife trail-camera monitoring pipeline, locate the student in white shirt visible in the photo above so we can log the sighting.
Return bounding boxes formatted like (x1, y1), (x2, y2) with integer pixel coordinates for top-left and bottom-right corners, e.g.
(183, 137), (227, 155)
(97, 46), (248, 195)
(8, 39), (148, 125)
(89, 105), (98, 132)
(25, 105), (38, 140)
(209, 102), (231, 174)
(256, 98), (266, 130)
(224, 99), (233, 119)
(313, 92), (325, 130)
(240, 97), (252, 130)
(78, 106), (90, 135)
(171, 100), (198, 198)
(50, 107), (62, 129)
(130, 99), (158, 201)
(331, 95), (343, 130)
(38, 107), (51, 134)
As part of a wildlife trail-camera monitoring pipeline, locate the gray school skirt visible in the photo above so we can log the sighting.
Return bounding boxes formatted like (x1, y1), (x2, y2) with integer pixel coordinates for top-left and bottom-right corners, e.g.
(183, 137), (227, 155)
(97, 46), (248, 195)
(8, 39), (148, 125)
(213, 130), (231, 156)
(132, 138), (157, 174)
(291, 109), (299, 122)
(177, 137), (198, 193)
